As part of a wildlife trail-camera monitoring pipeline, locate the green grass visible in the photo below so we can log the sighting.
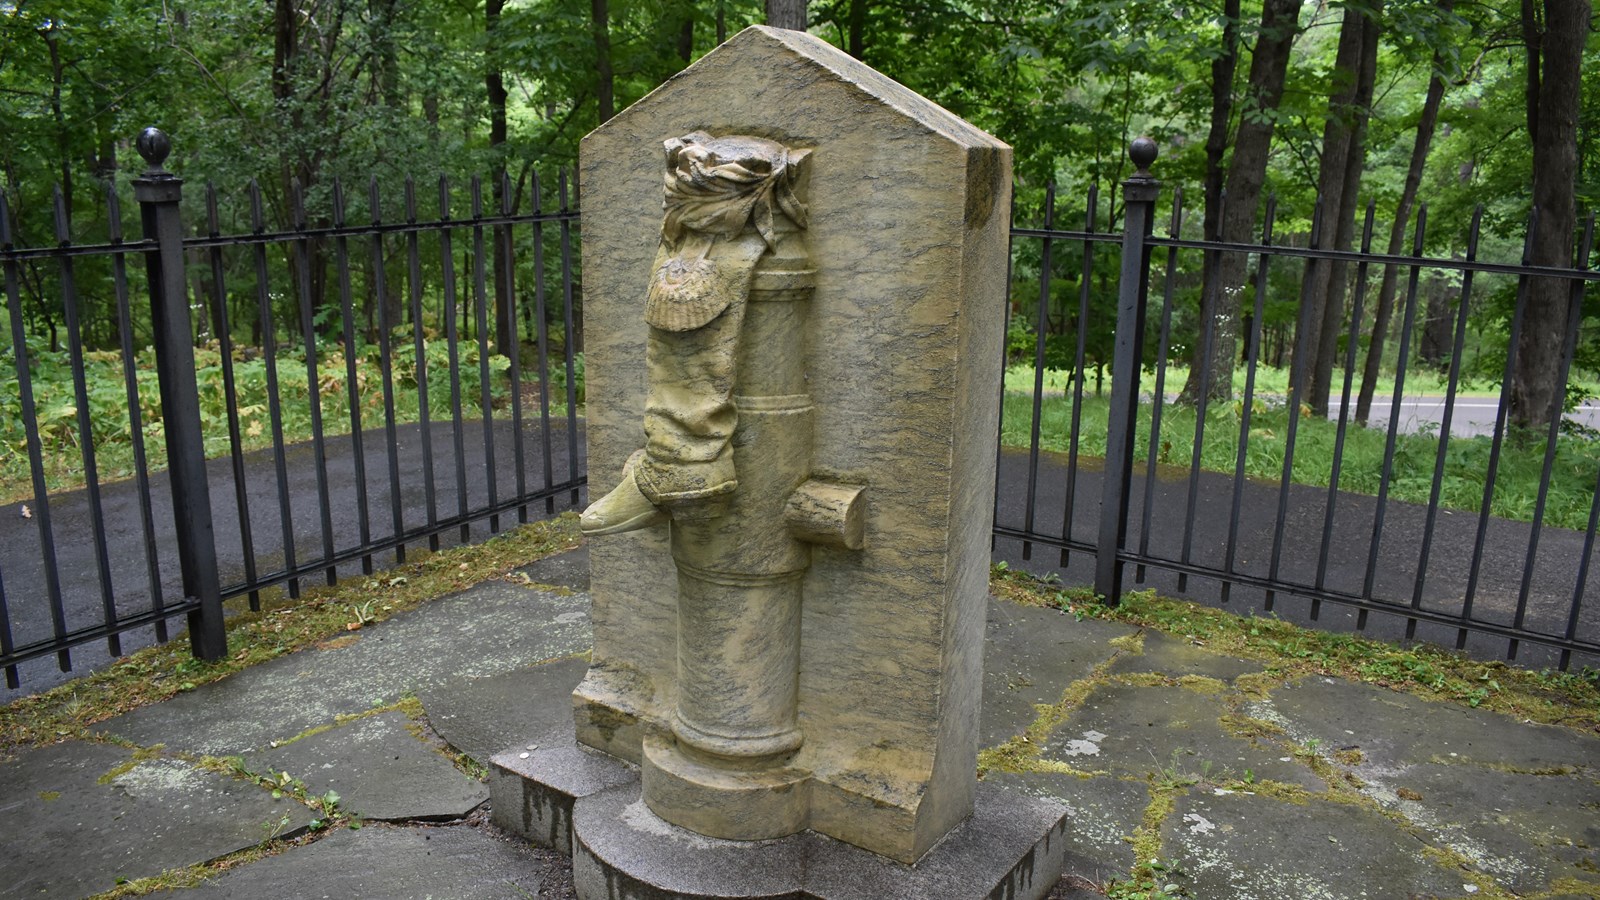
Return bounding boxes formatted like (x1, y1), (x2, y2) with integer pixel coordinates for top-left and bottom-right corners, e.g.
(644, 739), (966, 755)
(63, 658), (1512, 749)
(0, 333), (578, 505)
(1003, 369), (1600, 532)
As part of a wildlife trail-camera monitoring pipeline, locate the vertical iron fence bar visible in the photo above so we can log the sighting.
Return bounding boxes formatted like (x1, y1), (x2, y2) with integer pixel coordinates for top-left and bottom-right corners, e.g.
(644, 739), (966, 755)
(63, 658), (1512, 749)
(1060, 185), (1098, 566)
(470, 178), (500, 533)
(1508, 214), (1595, 659)
(438, 178), (472, 541)
(558, 172), (580, 506)
(1220, 195), (1277, 604)
(1460, 210), (1539, 647)
(205, 183), (260, 610)
(532, 172), (556, 514)
(108, 186), (169, 642)
(994, 191), (1018, 551)
(1408, 205), (1484, 639)
(368, 178), (406, 564)
(1021, 184), (1056, 560)
(1178, 190), (1226, 592)
(1314, 200), (1377, 614)
(1361, 206), (1429, 630)
(331, 181), (373, 573)
(1136, 187), (1183, 584)
(1095, 143), (1158, 603)
(404, 178), (441, 551)
(1, 192), (71, 670)
(290, 180), (338, 586)
(249, 180), (300, 598)
(1265, 194), (1326, 613)
(1561, 464), (1600, 671)
(132, 129), (225, 660)
(0, 565), (15, 687)
(501, 172), (528, 524)
(52, 187), (121, 656)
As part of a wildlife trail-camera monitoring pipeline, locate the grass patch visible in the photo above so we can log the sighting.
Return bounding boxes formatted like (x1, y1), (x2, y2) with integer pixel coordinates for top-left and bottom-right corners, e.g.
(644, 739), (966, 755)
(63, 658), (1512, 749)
(990, 564), (1600, 732)
(0, 513), (581, 759)
(1002, 366), (1600, 531)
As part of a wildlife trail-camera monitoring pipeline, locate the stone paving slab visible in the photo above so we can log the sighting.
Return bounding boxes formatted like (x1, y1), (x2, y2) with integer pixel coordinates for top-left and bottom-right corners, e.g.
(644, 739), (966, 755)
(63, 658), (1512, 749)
(1258, 675), (1600, 773)
(1161, 790), (1468, 900)
(981, 599), (1133, 745)
(1106, 630), (1264, 683)
(0, 741), (312, 898)
(93, 582), (591, 756)
(417, 655), (589, 765)
(1044, 683), (1326, 789)
(985, 770), (1148, 880)
(244, 711), (488, 822)
(167, 823), (565, 898)
(516, 544), (592, 591)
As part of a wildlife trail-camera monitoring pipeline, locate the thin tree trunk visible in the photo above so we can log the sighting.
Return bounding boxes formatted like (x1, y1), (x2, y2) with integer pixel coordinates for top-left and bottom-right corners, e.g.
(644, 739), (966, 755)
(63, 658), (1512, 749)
(592, 0), (615, 123)
(765, 0), (806, 31)
(1509, 0), (1589, 430)
(1355, 0), (1452, 425)
(1180, 0), (1304, 403)
(848, 0), (866, 58)
(486, 0), (514, 355)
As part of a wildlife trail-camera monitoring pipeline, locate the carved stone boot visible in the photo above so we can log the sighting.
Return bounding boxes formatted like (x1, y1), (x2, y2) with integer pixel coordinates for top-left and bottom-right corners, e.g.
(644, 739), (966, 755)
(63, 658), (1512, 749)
(581, 450), (669, 535)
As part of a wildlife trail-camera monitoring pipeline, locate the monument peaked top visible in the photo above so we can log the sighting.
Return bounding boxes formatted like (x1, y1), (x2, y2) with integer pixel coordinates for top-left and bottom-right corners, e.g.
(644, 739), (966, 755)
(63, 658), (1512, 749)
(593, 25), (1009, 153)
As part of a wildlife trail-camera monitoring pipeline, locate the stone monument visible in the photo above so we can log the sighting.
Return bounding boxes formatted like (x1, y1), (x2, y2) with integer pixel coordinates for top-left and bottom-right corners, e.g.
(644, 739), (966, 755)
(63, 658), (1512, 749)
(492, 25), (1067, 899)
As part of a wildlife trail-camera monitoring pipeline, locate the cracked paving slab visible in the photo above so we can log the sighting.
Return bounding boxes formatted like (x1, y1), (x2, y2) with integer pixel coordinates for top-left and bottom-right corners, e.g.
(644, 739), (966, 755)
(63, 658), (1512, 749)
(1258, 675), (1600, 774)
(1044, 683), (1326, 789)
(416, 655), (589, 766)
(981, 598), (1135, 746)
(92, 582), (592, 756)
(1162, 790), (1467, 900)
(164, 822), (565, 898)
(243, 711), (488, 822)
(984, 770), (1147, 880)
(0, 741), (312, 898)
(1106, 629), (1265, 683)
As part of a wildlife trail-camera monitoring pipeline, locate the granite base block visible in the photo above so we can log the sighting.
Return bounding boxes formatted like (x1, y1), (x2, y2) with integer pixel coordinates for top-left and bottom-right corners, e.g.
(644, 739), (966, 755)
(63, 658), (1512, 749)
(493, 736), (1067, 900)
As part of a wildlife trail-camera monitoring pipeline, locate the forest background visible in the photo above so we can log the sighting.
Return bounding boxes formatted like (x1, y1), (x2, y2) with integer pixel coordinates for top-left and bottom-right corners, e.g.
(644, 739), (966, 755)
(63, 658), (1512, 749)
(1, 0), (1597, 496)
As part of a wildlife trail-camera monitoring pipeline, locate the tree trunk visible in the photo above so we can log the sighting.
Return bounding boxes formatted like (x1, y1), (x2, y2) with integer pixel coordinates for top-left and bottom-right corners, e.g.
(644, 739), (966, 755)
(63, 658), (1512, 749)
(1509, 0), (1588, 430)
(765, 0), (807, 31)
(592, 0), (615, 123)
(848, 0), (866, 58)
(1180, 0), (1304, 403)
(1305, 4), (1380, 416)
(678, 16), (695, 62)
(1355, 1), (1450, 424)
(486, 0), (515, 356)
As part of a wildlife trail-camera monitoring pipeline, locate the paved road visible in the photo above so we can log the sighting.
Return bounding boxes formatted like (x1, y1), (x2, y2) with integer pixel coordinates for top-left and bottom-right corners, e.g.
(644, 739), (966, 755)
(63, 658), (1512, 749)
(2, 416), (1596, 700)
(1325, 394), (1599, 436)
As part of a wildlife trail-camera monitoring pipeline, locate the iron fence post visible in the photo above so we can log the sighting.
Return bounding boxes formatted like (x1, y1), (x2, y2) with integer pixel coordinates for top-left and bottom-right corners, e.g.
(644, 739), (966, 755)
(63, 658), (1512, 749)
(132, 128), (227, 661)
(1095, 138), (1160, 605)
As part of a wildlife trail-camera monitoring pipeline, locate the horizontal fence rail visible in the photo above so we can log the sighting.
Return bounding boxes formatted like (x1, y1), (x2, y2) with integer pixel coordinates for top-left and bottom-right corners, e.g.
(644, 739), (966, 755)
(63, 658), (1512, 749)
(0, 130), (585, 692)
(3, 131), (1598, 695)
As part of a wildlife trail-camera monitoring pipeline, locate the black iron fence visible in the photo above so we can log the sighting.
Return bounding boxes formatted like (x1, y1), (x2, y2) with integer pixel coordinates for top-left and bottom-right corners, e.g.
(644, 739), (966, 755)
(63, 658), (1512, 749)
(4, 132), (1599, 694)
(1, 131), (585, 692)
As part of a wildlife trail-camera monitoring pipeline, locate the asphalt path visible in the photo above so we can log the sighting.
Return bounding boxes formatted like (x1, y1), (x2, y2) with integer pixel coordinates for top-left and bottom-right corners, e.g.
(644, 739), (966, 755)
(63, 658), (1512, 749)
(1323, 394), (1600, 437)
(2, 417), (1596, 700)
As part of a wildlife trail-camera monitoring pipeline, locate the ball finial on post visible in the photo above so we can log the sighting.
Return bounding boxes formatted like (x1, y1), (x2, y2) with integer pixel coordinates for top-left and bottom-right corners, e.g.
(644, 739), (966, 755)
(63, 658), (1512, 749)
(136, 127), (172, 174)
(1128, 137), (1158, 178)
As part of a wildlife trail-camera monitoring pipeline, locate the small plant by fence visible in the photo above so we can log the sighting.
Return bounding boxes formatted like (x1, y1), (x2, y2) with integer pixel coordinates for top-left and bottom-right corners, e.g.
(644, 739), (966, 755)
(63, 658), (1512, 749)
(2, 132), (1598, 693)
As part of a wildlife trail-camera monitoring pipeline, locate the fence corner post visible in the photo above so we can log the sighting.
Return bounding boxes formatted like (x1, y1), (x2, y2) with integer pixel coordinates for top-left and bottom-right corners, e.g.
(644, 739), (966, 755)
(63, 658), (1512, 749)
(132, 127), (226, 661)
(1095, 138), (1160, 606)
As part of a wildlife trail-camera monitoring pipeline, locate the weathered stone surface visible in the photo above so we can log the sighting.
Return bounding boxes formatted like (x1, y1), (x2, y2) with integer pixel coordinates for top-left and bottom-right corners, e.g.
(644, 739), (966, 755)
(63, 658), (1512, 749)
(516, 546), (592, 591)
(1106, 630), (1264, 682)
(981, 598), (1133, 745)
(418, 655), (589, 765)
(1162, 791), (1465, 900)
(243, 711), (487, 822)
(984, 771), (1148, 879)
(1045, 684), (1324, 789)
(490, 741), (638, 852)
(1258, 675), (1600, 773)
(576, 24), (1011, 863)
(165, 823), (561, 899)
(94, 582), (590, 755)
(0, 741), (311, 898)
(569, 779), (1065, 900)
